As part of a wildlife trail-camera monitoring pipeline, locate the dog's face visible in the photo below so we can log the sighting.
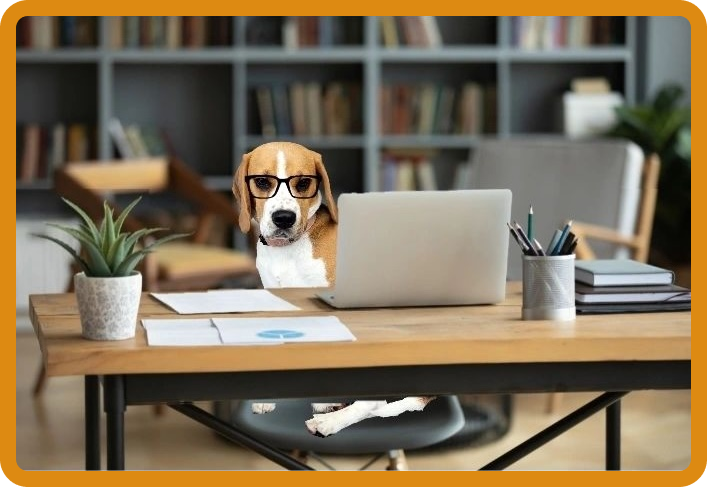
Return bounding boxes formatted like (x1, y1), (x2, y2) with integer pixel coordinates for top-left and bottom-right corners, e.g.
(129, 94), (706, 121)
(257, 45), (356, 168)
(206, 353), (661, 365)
(233, 142), (338, 244)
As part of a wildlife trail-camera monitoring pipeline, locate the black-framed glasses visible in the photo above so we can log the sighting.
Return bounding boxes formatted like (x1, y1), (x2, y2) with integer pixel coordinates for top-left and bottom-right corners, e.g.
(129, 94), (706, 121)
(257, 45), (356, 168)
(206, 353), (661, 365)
(245, 174), (322, 199)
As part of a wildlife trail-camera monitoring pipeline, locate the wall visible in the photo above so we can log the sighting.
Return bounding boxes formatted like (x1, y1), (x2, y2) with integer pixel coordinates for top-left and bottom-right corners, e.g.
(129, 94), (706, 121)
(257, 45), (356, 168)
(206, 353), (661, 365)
(641, 16), (691, 104)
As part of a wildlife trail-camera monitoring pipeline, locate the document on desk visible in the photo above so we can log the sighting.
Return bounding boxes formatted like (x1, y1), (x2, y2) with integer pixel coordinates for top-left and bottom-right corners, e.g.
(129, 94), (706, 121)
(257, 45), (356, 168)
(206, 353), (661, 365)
(150, 289), (300, 314)
(141, 316), (356, 346)
(211, 316), (356, 344)
(142, 319), (223, 346)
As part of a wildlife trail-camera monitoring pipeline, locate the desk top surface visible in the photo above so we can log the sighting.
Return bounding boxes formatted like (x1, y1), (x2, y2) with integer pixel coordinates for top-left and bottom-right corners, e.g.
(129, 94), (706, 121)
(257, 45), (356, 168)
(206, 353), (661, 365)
(30, 283), (691, 377)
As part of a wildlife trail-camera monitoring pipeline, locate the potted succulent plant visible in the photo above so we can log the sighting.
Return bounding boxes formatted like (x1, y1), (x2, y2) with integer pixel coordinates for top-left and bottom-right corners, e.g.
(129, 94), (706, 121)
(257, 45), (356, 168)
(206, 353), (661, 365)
(35, 196), (187, 340)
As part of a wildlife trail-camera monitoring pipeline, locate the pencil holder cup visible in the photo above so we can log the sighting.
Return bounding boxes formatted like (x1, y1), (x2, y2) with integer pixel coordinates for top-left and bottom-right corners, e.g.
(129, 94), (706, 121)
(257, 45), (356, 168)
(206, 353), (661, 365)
(522, 254), (576, 321)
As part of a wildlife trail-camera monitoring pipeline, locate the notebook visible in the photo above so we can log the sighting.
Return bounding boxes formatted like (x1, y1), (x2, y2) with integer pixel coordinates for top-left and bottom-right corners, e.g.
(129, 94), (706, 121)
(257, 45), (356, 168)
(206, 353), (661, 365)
(317, 189), (512, 308)
(574, 259), (674, 286)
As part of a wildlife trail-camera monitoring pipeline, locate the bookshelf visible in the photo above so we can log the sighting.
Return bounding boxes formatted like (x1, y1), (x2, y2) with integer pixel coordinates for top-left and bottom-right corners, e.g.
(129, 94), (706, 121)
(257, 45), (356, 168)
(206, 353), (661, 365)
(16, 16), (637, 211)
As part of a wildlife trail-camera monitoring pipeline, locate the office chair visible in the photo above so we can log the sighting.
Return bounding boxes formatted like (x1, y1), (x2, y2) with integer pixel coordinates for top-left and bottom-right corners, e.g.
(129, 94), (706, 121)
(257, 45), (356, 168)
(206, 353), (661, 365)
(32, 156), (258, 395)
(467, 137), (660, 411)
(227, 397), (465, 470)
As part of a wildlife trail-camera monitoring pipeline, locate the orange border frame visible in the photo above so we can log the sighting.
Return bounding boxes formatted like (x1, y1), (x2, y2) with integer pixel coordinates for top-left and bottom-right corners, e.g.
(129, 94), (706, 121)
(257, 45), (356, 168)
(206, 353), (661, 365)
(4, 1), (703, 485)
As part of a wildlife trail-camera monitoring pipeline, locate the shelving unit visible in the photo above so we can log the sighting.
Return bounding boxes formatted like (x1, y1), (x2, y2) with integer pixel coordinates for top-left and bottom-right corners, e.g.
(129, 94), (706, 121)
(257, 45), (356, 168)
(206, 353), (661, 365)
(17, 15), (637, 213)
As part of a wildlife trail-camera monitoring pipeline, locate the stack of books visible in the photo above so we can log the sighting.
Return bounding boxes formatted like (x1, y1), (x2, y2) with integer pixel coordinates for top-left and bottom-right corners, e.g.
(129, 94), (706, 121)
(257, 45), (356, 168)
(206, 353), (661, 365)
(574, 259), (691, 314)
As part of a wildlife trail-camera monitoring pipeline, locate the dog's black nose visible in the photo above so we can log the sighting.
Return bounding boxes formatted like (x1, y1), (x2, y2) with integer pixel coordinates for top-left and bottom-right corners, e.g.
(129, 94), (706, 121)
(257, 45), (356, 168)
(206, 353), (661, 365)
(272, 210), (296, 229)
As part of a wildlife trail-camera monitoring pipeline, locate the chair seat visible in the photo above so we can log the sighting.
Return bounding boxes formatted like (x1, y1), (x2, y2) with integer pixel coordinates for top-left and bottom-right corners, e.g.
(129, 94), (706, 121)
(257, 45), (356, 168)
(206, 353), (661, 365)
(231, 397), (465, 455)
(155, 242), (256, 280)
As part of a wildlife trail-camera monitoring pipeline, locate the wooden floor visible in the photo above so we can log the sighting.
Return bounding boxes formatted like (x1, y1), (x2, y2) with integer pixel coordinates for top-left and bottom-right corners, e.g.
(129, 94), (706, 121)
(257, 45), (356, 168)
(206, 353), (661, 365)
(16, 332), (691, 471)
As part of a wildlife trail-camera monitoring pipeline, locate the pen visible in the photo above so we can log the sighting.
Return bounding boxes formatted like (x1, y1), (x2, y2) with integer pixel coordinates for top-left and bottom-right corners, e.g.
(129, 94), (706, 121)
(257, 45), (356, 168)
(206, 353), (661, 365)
(513, 221), (538, 256)
(507, 222), (530, 254)
(567, 237), (578, 255)
(527, 205), (534, 242)
(550, 220), (573, 255)
(558, 231), (576, 255)
(532, 238), (546, 256)
(547, 229), (562, 255)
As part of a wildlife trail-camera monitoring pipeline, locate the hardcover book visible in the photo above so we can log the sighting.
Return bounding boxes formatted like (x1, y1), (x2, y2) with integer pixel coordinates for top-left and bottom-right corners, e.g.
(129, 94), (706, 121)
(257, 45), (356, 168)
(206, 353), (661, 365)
(574, 259), (674, 286)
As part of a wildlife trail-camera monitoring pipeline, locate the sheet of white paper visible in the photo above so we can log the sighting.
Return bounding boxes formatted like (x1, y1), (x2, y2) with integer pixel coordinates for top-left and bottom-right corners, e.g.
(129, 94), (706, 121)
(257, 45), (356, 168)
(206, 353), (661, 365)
(142, 319), (222, 346)
(150, 289), (300, 314)
(211, 316), (356, 345)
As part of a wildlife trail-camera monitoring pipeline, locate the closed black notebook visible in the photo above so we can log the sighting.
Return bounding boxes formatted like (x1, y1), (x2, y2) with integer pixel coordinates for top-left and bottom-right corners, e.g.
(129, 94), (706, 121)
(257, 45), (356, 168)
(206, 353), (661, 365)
(576, 301), (691, 314)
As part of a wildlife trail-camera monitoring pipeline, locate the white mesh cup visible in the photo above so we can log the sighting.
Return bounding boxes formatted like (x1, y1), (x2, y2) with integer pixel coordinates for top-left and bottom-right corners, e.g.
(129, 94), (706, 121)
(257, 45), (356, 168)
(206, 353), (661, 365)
(522, 254), (576, 321)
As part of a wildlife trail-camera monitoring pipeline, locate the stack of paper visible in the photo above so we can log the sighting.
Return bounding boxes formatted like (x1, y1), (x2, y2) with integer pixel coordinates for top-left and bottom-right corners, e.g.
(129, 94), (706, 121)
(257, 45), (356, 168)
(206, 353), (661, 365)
(142, 316), (356, 346)
(151, 289), (300, 314)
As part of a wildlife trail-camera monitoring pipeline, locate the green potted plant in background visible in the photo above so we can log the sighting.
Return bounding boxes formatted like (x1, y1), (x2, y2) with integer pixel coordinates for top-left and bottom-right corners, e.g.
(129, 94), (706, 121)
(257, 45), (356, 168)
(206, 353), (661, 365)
(35, 197), (188, 340)
(606, 83), (691, 268)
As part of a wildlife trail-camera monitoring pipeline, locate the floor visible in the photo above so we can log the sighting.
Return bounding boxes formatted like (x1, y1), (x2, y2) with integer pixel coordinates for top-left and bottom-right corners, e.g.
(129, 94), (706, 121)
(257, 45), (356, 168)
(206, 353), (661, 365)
(15, 331), (691, 471)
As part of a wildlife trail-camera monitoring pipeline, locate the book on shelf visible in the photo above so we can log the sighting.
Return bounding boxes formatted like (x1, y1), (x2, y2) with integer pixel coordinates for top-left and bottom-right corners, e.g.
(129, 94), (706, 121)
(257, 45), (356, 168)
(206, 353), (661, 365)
(379, 16), (399, 47)
(380, 149), (438, 191)
(66, 124), (91, 162)
(575, 282), (691, 304)
(19, 124), (41, 182)
(574, 259), (675, 287)
(256, 87), (277, 137)
(108, 118), (135, 158)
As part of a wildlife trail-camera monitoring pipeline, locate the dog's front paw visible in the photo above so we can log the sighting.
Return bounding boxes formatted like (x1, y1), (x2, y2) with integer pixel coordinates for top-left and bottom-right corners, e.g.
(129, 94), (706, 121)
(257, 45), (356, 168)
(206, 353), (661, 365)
(252, 402), (277, 414)
(305, 415), (339, 437)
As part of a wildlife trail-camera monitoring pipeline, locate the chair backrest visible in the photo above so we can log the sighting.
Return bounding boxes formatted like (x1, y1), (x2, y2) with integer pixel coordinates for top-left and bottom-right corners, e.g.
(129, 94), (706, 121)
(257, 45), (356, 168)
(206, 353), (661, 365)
(53, 157), (254, 291)
(465, 138), (648, 279)
(54, 157), (241, 239)
(60, 157), (170, 193)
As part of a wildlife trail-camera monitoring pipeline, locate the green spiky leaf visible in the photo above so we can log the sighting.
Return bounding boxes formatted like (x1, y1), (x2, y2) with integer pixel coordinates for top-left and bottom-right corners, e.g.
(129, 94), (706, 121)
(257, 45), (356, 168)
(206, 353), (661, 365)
(36, 197), (190, 277)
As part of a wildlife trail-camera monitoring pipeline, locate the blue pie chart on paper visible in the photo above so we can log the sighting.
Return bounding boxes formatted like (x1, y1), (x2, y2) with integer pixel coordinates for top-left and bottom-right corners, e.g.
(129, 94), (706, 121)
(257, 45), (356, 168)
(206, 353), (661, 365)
(257, 329), (305, 339)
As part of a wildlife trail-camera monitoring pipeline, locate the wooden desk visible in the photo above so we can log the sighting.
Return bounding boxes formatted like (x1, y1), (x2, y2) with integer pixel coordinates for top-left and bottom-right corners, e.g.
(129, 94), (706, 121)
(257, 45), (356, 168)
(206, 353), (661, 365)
(30, 283), (691, 470)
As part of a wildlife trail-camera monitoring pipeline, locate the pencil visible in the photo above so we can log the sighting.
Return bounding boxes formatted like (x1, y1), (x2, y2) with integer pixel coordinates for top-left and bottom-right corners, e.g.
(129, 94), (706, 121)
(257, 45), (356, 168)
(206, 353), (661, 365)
(527, 205), (534, 242)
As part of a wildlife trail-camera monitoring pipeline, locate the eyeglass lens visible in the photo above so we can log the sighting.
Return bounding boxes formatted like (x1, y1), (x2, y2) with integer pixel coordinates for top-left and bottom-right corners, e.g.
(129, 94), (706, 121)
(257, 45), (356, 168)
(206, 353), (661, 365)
(248, 175), (319, 198)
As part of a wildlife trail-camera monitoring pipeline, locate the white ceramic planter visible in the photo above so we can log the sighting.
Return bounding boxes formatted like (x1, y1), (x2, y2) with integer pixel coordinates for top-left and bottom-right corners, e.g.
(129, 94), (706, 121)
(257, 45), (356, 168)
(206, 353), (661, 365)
(74, 272), (142, 340)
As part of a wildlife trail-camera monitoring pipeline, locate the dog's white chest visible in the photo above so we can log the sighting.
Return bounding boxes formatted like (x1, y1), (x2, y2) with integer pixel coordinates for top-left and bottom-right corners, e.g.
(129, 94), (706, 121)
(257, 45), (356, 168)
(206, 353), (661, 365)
(256, 236), (329, 288)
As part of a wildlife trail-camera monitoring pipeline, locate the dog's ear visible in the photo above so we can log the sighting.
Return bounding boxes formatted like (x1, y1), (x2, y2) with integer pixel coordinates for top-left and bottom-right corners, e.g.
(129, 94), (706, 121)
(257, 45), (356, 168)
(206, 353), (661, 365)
(233, 152), (252, 233)
(313, 150), (338, 223)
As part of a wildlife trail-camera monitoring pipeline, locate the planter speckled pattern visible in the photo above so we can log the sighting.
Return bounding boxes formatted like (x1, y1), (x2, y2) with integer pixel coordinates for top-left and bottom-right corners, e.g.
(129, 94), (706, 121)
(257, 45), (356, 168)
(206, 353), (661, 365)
(74, 272), (142, 340)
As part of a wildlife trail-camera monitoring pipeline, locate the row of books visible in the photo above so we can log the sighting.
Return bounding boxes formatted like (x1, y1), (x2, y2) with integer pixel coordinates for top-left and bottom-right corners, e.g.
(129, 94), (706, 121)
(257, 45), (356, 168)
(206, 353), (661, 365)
(108, 118), (172, 159)
(17, 123), (96, 182)
(511, 16), (624, 50)
(281, 17), (364, 48)
(16, 16), (98, 49)
(380, 152), (473, 192)
(255, 82), (362, 137)
(380, 82), (494, 136)
(109, 16), (232, 49)
(574, 259), (690, 314)
(380, 150), (438, 192)
(379, 16), (442, 48)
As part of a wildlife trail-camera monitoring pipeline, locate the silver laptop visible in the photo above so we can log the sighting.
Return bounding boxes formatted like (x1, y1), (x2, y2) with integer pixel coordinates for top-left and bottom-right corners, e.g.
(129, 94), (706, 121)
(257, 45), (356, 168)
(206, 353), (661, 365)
(318, 189), (512, 308)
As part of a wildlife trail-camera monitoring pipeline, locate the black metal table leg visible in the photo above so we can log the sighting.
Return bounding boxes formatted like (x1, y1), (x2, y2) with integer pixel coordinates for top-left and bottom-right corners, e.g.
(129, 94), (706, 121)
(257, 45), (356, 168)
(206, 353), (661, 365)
(480, 391), (628, 470)
(606, 398), (622, 470)
(85, 375), (101, 470)
(104, 375), (126, 470)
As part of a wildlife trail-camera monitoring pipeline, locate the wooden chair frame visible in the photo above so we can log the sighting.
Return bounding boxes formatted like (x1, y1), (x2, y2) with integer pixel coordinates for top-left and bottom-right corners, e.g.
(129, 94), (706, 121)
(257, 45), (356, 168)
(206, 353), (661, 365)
(572, 153), (661, 264)
(53, 156), (256, 292)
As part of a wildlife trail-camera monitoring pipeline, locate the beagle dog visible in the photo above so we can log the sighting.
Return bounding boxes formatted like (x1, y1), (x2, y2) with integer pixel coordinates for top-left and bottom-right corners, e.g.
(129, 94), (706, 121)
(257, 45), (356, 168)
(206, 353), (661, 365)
(233, 141), (435, 436)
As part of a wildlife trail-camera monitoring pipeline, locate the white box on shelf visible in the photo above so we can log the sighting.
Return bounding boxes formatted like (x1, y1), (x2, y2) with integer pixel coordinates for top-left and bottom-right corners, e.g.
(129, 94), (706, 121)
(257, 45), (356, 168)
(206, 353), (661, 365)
(563, 92), (624, 138)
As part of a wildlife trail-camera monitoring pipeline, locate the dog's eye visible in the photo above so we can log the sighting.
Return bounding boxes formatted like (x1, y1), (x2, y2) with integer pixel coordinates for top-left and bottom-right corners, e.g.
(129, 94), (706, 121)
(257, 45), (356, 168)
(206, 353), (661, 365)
(254, 177), (272, 190)
(294, 177), (312, 193)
